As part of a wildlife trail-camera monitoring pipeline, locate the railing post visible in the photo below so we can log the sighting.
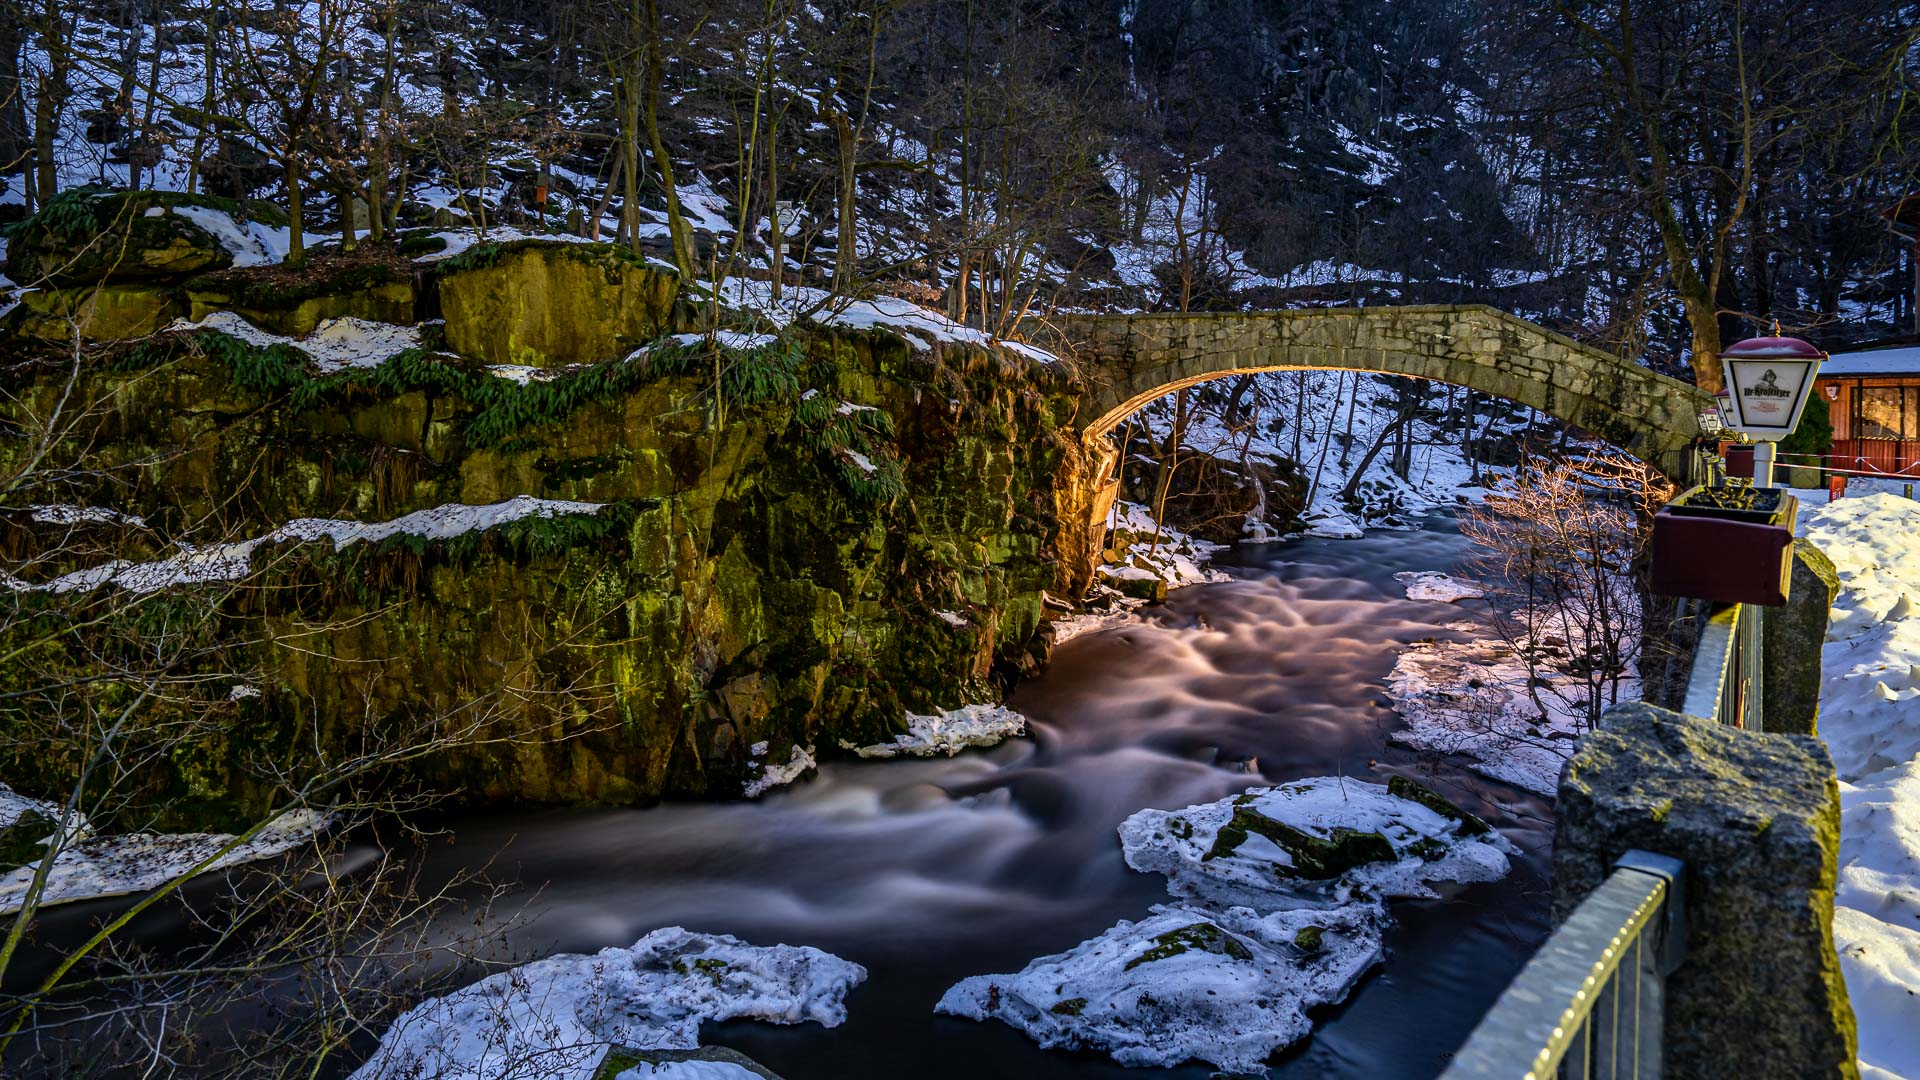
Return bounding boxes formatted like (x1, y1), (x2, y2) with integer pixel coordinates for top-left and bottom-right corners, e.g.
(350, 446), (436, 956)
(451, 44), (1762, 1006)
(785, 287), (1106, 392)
(1551, 703), (1858, 1079)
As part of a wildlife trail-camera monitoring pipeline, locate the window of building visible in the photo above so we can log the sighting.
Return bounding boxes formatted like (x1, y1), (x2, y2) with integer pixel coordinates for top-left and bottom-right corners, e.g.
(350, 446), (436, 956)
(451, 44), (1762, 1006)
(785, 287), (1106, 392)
(1855, 386), (1916, 440)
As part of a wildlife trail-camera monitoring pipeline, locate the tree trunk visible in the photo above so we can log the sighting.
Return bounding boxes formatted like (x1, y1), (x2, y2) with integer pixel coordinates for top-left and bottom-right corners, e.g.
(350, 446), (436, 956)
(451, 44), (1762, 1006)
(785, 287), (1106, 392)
(830, 108), (858, 294)
(641, 0), (697, 281)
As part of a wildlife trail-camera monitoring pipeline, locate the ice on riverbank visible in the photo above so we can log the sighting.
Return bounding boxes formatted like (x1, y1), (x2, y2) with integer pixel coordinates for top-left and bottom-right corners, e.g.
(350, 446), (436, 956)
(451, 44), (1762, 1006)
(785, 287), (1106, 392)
(935, 902), (1383, 1073)
(0, 787), (327, 914)
(845, 704), (1027, 759)
(1798, 493), (1920, 1080)
(348, 928), (865, 1080)
(1120, 777), (1513, 911)
(742, 744), (817, 798)
(1394, 570), (1485, 603)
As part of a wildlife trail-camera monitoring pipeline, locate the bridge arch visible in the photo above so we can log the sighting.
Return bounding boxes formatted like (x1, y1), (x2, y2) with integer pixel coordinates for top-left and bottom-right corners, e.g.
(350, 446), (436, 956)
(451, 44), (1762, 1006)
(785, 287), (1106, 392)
(1060, 305), (1712, 481)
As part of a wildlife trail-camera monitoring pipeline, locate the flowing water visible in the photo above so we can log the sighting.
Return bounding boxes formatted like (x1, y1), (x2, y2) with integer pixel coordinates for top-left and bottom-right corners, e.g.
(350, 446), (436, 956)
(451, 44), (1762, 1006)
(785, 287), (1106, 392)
(399, 516), (1557, 1079)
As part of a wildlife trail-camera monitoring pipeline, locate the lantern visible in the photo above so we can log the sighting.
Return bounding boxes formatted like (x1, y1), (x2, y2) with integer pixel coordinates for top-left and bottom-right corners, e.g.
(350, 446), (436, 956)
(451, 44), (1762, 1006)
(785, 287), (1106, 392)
(1718, 331), (1826, 487)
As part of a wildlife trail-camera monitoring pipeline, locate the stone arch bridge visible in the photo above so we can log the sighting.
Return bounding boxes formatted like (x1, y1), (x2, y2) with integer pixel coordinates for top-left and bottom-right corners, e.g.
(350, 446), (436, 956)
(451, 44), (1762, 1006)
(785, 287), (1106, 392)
(1056, 305), (1712, 481)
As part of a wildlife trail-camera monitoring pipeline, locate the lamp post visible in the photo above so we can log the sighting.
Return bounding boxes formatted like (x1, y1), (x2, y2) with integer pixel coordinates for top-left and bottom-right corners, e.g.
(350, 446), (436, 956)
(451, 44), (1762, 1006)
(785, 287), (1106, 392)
(1717, 332), (1827, 488)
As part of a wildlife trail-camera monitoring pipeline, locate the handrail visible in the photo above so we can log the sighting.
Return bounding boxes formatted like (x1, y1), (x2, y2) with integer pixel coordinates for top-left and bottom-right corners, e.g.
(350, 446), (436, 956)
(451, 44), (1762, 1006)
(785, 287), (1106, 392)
(1440, 850), (1686, 1080)
(1679, 603), (1762, 727)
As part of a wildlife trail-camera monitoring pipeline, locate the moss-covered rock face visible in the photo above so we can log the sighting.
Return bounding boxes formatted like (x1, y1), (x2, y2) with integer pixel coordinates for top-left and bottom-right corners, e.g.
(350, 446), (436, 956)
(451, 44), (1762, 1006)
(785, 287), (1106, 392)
(185, 258), (417, 336)
(436, 241), (680, 366)
(8, 283), (182, 341)
(3, 189), (278, 287)
(0, 321), (1099, 822)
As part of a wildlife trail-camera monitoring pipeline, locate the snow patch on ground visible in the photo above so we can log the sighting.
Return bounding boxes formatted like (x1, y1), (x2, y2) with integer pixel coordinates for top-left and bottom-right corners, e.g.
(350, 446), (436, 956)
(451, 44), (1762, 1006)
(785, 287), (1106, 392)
(714, 279), (1057, 363)
(845, 705), (1027, 759)
(1799, 493), (1920, 1080)
(1098, 500), (1230, 591)
(168, 204), (289, 266)
(348, 928), (865, 1080)
(0, 790), (327, 914)
(170, 311), (422, 372)
(1394, 571), (1485, 603)
(411, 225), (604, 263)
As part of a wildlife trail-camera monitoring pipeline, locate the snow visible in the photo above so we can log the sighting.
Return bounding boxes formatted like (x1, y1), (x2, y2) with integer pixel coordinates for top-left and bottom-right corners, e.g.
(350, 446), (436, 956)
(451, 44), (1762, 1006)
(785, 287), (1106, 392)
(348, 928), (865, 1080)
(672, 330), (781, 352)
(29, 504), (148, 528)
(1119, 777), (1515, 910)
(713, 279), (1058, 363)
(1798, 493), (1920, 1079)
(0, 790), (327, 915)
(943, 777), (1514, 1069)
(169, 311), (422, 373)
(1384, 630), (1597, 796)
(1802, 495), (1920, 780)
(936, 901), (1384, 1073)
(613, 1062), (762, 1080)
(846, 704), (1027, 759)
(1811, 346), (1920, 378)
(411, 226), (604, 263)
(1394, 570), (1485, 603)
(8, 497), (605, 595)
(743, 744), (816, 798)
(167, 204), (289, 267)
(1099, 500), (1230, 591)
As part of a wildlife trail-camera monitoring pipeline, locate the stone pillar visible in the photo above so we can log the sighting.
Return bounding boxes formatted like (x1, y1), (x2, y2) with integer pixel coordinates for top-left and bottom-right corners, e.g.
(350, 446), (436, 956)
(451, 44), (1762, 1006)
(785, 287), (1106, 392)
(1555, 702), (1857, 1080)
(1763, 539), (1840, 736)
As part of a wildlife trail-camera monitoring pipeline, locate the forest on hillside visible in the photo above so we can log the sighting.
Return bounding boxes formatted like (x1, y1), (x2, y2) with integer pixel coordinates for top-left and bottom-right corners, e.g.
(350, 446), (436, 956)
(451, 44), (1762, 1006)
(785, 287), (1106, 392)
(3, 0), (1917, 380)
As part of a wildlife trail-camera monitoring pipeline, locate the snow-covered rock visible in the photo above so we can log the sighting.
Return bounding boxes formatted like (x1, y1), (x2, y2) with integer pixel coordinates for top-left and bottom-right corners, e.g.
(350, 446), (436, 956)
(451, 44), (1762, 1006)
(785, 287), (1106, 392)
(936, 902), (1383, 1073)
(1394, 570), (1485, 603)
(714, 278), (1057, 362)
(742, 744), (816, 798)
(1120, 777), (1513, 910)
(169, 311), (422, 372)
(1099, 500), (1230, 593)
(348, 928), (865, 1080)
(7, 496), (605, 595)
(845, 704), (1027, 759)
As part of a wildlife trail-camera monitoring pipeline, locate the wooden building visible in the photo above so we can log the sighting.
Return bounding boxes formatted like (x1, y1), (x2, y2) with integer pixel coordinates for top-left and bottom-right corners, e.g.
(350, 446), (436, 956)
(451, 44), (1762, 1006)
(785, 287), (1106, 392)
(1819, 343), (1920, 477)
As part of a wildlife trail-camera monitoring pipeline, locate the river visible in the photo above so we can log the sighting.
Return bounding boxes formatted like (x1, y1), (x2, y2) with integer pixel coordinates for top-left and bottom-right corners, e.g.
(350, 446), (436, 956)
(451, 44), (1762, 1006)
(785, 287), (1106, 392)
(396, 515), (1555, 1079)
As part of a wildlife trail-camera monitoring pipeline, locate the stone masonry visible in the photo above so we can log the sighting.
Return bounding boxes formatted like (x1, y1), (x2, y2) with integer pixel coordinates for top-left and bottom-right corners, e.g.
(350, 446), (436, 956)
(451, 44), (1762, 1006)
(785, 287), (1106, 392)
(1058, 305), (1713, 480)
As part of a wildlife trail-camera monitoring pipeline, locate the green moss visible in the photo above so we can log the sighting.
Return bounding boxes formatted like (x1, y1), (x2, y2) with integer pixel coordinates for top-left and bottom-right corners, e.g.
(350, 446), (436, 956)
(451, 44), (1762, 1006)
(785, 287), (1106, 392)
(1203, 804), (1396, 879)
(166, 329), (723, 449)
(1293, 926), (1325, 953)
(1387, 775), (1491, 836)
(1049, 997), (1088, 1016)
(189, 260), (404, 311)
(0, 810), (55, 871)
(1124, 921), (1253, 970)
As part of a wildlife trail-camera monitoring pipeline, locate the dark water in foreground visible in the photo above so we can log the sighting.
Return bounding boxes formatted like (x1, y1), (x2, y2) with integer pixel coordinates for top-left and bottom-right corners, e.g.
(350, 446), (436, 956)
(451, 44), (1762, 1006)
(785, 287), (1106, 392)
(402, 517), (1556, 1080)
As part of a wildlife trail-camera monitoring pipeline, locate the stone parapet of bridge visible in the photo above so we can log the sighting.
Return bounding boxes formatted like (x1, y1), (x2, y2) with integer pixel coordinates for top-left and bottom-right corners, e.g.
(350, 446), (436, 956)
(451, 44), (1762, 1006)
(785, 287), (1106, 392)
(1052, 305), (1713, 480)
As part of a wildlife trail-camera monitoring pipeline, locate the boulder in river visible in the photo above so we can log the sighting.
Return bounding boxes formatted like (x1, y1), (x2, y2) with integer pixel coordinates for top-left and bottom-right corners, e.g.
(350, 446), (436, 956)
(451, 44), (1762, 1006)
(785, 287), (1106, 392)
(1120, 776), (1515, 910)
(936, 901), (1384, 1073)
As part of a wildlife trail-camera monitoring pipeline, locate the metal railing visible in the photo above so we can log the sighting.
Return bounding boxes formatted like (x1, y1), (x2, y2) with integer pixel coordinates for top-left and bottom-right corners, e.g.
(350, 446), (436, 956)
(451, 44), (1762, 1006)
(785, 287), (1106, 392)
(1440, 850), (1687, 1080)
(1677, 602), (1763, 727)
